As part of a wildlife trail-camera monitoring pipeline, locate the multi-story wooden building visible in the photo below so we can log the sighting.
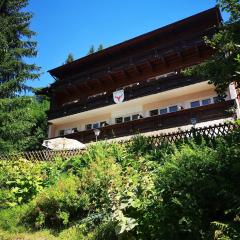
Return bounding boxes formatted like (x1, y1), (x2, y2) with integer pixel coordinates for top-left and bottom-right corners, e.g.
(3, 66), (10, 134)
(39, 7), (239, 143)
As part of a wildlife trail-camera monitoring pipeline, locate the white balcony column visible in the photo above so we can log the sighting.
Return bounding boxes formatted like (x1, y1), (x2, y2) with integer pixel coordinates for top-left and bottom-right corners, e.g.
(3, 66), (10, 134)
(228, 83), (240, 119)
(48, 124), (55, 138)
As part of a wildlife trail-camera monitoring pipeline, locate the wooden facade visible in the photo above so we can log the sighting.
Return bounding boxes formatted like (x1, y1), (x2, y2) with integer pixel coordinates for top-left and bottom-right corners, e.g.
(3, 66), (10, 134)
(59, 100), (235, 143)
(38, 7), (239, 143)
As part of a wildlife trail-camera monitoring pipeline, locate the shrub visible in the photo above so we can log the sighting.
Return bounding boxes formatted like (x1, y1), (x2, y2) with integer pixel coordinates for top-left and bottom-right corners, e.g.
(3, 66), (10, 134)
(137, 140), (240, 239)
(24, 174), (89, 229)
(0, 131), (240, 239)
(0, 159), (45, 207)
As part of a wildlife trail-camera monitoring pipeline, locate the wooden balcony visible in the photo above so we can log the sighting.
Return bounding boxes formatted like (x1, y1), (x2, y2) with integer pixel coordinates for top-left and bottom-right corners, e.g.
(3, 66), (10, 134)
(56, 100), (235, 143)
(48, 75), (203, 120)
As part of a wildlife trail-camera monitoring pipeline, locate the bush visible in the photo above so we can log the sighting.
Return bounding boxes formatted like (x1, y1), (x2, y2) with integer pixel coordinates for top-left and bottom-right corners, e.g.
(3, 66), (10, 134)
(137, 139), (240, 239)
(0, 131), (240, 239)
(0, 159), (46, 207)
(24, 174), (89, 229)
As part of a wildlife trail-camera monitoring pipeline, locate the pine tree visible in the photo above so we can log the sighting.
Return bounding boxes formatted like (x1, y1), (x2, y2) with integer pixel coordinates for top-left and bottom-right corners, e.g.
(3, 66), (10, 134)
(0, 0), (40, 98)
(65, 53), (74, 64)
(87, 45), (95, 55)
(97, 44), (104, 51)
(0, 0), (48, 153)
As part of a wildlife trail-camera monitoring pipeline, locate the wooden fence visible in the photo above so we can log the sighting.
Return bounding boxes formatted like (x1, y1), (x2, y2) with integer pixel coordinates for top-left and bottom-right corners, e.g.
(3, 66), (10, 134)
(0, 149), (84, 162)
(0, 122), (238, 161)
(149, 122), (238, 146)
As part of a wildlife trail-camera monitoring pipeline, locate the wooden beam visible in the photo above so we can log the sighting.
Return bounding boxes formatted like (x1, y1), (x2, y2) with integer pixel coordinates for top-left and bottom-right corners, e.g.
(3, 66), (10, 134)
(95, 78), (104, 88)
(160, 55), (167, 66)
(84, 82), (93, 90)
(121, 69), (130, 79)
(154, 48), (162, 59)
(107, 72), (116, 83)
(133, 65), (142, 75)
(147, 60), (154, 70)
(176, 49), (184, 60)
(194, 45), (201, 57)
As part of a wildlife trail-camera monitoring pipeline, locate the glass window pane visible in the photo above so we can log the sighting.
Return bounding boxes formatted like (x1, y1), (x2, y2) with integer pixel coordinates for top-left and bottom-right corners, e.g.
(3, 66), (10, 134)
(92, 123), (99, 129)
(202, 98), (211, 106)
(72, 128), (78, 133)
(190, 101), (200, 108)
(59, 130), (64, 136)
(115, 117), (123, 124)
(132, 114), (139, 120)
(169, 105), (178, 113)
(124, 116), (131, 122)
(100, 121), (107, 127)
(150, 109), (158, 116)
(85, 124), (92, 130)
(160, 108), (168, 115)
(213, 96), (221, 103)
(65, 129), (72, 134)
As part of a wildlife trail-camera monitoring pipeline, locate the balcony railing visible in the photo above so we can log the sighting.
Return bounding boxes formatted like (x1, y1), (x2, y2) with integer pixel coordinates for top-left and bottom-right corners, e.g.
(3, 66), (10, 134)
(55, 100), (235, 143)
(48, 75), (203, 120)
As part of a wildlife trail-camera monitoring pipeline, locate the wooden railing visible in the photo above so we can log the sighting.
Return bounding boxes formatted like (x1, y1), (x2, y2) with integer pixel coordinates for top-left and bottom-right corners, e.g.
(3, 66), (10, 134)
(48, 75), (203, 120)
(65, 100), (235, 143)
(0, 121), (238, 162)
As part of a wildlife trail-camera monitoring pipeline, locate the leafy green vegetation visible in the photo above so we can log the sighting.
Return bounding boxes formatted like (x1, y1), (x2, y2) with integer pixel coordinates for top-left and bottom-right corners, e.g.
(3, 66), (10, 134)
(0, 0), (49, 153)
(0, 0), (40, 97)
(0, 128), (239, 239)
(0, 96), (49, 153)
(184, 0), (240, 97)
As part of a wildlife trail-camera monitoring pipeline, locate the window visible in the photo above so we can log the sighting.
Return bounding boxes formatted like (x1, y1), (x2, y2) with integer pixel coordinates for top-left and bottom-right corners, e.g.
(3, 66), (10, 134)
(169, 105), (178, 113)
(202, 98), (211, 106)
(92, 123), (99, 129)
(190, 101), (200, 108)
(100, 121), (107, 127)
(85, 124), (92, 130)
(59, 130), (64, 136)
(115, 117), (123, 124)
(160, 108), (168, 115)
(65, 129), (72, 135)
(150, 109), (158, 116)
(72, 128), (78, 133)
(132, 114), (140, 120)
(124, 116), (131, 122)
(213, 96), (221, 103)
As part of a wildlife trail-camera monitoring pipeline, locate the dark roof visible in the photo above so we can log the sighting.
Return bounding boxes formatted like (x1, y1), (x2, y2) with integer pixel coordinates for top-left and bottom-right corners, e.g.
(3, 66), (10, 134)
(48, 6), (221, 79)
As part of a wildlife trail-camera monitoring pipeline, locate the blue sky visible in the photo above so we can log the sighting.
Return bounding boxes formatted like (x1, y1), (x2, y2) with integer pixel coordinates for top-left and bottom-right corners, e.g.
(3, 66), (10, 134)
(25, 0), (228, 89)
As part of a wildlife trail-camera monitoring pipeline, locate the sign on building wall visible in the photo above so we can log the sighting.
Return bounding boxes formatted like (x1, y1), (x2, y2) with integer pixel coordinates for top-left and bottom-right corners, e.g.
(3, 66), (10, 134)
(113, 89), (124, 104)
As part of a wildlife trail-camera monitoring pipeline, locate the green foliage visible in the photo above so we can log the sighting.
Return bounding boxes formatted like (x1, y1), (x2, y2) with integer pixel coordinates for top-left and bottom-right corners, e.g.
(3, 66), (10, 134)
(183, 0), (240, 96)
(0, 158), (47, 208)
(0, 96), (49, 153)
(65, 53), (74, 64)
(87, 44), (104, 55)
(0, 203), (34, 235)
(97, 44), (104, 51)
(88, 45), (95, 55)
(0, 0), (48, 154)
(0, 129), (240, 239)
(25, 174), (90, 229)
(0, 0), (40, 97)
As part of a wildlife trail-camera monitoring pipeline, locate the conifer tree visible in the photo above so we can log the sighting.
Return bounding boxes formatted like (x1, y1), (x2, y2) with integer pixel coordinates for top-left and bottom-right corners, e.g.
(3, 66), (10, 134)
(97, 44), (104, 51)
(0, 0), (40, 98)
(65, 53), (74, 63)
(87, 45), (95, 55)
(0, 0), (48, 153)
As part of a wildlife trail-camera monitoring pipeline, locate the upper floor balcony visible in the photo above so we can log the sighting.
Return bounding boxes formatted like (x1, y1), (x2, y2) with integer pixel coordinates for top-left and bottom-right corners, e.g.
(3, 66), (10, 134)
(48, 75), (203, 120)
(53, 100), (235, 143)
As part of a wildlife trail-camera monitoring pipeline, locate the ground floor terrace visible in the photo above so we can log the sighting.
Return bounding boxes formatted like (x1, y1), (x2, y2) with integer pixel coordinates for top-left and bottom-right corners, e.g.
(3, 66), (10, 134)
(48, 81), (239, 143)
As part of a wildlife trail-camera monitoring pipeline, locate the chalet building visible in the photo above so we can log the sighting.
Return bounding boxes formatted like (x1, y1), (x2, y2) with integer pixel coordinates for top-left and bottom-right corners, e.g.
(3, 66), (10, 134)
(39, 7), (240, 143)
